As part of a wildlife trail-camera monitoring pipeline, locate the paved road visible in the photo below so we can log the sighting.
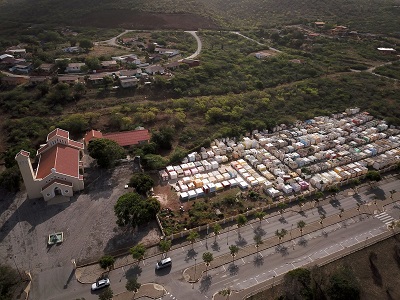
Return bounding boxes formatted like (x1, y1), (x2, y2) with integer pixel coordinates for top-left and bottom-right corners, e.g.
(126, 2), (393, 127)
(42, 178), (399, 300)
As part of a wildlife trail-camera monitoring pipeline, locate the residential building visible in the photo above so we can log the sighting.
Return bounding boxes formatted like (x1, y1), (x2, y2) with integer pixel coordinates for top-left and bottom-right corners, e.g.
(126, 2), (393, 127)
(65, 63), (86, 73)
(15, 128), (84, 202)
(120, 77), (139, 88)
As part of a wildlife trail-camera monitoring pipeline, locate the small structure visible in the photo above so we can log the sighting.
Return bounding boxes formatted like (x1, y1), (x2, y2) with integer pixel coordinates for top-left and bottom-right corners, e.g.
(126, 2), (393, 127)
(377, 48), (397, 55)
(65, 63), (86, 73)
(48, 232), (64, 245)
(84, 129), (150, 147)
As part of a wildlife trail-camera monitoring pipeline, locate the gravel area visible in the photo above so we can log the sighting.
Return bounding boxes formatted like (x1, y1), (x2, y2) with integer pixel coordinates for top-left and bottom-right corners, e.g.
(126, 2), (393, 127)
(0, 162), (161, 278)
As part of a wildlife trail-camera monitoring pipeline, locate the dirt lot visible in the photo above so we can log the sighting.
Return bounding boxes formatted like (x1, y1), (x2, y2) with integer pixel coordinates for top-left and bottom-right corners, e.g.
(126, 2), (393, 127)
(75, 11), (219, 30)
(0, 161), (162, 278)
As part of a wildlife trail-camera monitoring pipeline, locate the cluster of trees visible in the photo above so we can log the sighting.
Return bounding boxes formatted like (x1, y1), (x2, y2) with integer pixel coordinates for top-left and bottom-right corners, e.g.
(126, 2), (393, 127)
(280, 266), (360, 300)
(114, 192), (161, 228)
(87, 138), (126, 168)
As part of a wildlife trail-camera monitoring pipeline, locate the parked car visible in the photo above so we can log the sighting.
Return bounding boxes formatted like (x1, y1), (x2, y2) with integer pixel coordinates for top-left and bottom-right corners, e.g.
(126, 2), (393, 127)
(91, 278), (110, 291)
(155, 257), (172, 270)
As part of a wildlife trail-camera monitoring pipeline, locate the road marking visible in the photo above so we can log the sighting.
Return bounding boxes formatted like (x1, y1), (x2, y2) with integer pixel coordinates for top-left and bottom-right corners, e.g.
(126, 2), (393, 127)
(258, 253), (263, 258)
(222, 265), (226, 271)
(250, 224), (254, 229)
(241, 258), (246, 264)
(199, 240), (203, 245)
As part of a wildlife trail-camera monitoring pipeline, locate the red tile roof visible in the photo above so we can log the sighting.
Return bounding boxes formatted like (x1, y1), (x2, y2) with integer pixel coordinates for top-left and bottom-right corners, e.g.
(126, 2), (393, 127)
(103, 129), (150, 147)
(36, 144), (80, 179)
(84, 129), (103, 144)
(47, 128), (69, 140)
(16, 150), (30, 157)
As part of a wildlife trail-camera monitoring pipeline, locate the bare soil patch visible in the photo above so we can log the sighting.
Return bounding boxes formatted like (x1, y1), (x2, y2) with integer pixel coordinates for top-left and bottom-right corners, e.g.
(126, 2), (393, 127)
(90, 45), (132, 58)
(75, 11), (219, 30)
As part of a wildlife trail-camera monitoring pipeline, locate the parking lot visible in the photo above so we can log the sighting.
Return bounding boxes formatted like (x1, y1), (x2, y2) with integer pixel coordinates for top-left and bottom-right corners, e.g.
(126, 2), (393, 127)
(0, 162), (161, 279)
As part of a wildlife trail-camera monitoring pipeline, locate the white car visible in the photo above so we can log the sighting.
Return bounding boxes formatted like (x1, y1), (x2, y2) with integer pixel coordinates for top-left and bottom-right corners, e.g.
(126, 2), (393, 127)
(91, 278), (110, 291)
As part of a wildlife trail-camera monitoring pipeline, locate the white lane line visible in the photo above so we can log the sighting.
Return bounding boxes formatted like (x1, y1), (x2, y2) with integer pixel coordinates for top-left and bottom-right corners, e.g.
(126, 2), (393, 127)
(241, 258), (246, 264)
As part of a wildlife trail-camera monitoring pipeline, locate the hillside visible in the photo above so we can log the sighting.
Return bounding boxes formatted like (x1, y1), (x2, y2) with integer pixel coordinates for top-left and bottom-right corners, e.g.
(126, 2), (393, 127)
(0, 0), (399, 33)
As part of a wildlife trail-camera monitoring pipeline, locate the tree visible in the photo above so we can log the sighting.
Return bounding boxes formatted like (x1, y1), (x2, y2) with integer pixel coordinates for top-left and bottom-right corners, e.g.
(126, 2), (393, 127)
(229, 245), (239, 263)
(297, 220), (306, 236)
(202, 252), (214, 275)
(85, 56), (101, 70)
(213, 223), (222, 243)
(151, 127), (174, 150)
(99, 287), (113, 300)
(99, 255), (115, 271)
(275, 229), (288, 244)
(159, 239), (171, 257)
(114, 193), (160, 228)
(366, 171), (381, 182)
(47, 82), (72, 104)
(283, 268), (312, 300)
(278, 202), (287, 215)
(79, 39), (93, 52)
(298, 196), (306, 211)
(130, 244), (146, 265)
(320, 215), (326, 229)
(254, 234), (263, 257)
(126, 277), (141, 297)
(129, 173), (154, 195)
(236, 214), (247, 235)
(187, 231), (199, 249)
(218, 288), (231, 300)
(327, 269), (360, 300)
(0, 264), (19, 300)
(255, 211), (266, 226)
(0, 166), (21, 192)
(88, 138), (125, 168)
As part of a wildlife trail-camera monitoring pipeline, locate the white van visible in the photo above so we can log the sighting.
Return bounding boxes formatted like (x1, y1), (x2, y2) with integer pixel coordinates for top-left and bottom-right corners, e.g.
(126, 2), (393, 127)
(155, 257), (172, 270)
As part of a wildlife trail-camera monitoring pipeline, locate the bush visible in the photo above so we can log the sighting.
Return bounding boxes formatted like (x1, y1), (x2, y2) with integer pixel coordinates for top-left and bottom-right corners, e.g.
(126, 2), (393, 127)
(99, 255), (115, 270)
(129, 173), (154, 195)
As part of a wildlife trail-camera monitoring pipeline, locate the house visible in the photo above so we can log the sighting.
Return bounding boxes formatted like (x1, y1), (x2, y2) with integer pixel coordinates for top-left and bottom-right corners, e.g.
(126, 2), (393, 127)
(0, 54), (14, 60)
(65, 62), (86, 73)
(87, 73), (110, 85)
(165, 61), (182, 70)
(9, 62), (33, 74)
(84, 129), (150, 147)
(119, 69), (142, 78)
(1, 76), (29, 86)
(120, 77), (139, 88)
(144, 65), (165, 75)
(30, 76), (50, 85)
(121, 37), (137, 45)
(62, 46), (81, 53)
(101, 60), (118, 69)
(181, 59), (200, 67)
(36, 63), (57, 75)
(6, 48), (27, 57)
(254, 52), (272, 59)
(314, 22), (325, 29)
(377, 48), (397, 55)
(58, 75), (81, 84)
(330, 25), (348, 36)
(155, 48), (180, 57)
(15, 128), (84, 202)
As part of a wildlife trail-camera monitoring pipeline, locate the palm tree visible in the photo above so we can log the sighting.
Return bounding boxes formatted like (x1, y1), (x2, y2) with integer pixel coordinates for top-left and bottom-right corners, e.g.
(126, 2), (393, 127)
(297, 220), (306, 236)
(213, 224), (222, 243)
(130, 244), (146, 265)
(159, 239), (171, 258)
(319, 215), (326, 230)
(187, 231), (200, 249)
(255, 211), (266, 226)
(275, 229), (288, 245)
(126, 277), (141, 299)
(229, 245), (239, 263)
(390, 189), (397, 203)
(236, 214), (248, 235)
(277, 202), (287, 215)
(219, 288), (231, 300)
(298, 196), (306, 211)
(254, 234), (263, 257)
(202, 252), (214, 275)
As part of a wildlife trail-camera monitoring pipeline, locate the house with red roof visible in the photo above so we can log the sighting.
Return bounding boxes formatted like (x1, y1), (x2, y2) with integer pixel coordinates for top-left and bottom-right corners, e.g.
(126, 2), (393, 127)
(84, 128), (150, 147)
(15, 128), (84, 202)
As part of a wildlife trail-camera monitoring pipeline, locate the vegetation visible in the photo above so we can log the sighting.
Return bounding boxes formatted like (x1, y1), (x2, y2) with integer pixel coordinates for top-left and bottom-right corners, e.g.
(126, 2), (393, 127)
(0, 264), (19, 300)
(159, 239), (171, 257)
(130, 244), (146, 263)
(213, 223), (222, 242)
(126, 277), (141, 295)
(114, 192), (161, 228)
(236, 214), (247, 234)
(202, 252), (214, 275)
(99, 255), (115, 270)
(87, 138), (125, 168)
(229, 245), (239, 262)
(187, 231), (200, 249)
(99, 287), (113, 300)
(129, 173), (154, 195)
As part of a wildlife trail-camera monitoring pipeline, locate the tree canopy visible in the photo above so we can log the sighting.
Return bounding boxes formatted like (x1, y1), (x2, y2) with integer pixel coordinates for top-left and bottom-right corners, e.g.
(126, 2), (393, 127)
(129, 173), (154, 195)
(0, 264), (19, 300)
(88, 138), (125, 168)
(114, 192), (160, 227)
